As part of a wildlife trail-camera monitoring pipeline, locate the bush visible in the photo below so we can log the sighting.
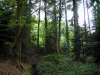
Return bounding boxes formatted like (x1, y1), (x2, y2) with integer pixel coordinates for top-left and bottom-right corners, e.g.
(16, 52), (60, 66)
(86, 56), (95, 63)
(41, 54), (64, 64)
(36, 61), (57, 75)
(36, 54), (100, 75)
(72, 63), (100, 75)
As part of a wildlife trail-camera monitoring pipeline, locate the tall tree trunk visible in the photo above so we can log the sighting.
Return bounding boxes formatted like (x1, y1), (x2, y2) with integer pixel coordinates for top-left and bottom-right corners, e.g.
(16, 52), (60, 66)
(57, 0), (62, 54)
(86, 0), (91, 32)
(94, 1), (100, 63)
(22, 0), (32, 56)
(37, 0), (41, 48)
(44, 0), (48, 53)
(73, 0), (81, 61)
(65, 0), (70, 52)
(83, 0), (87, 43)
(14, 0), (26, 70)
(53, 1), (58, 53)
(82, 0), (87, 63)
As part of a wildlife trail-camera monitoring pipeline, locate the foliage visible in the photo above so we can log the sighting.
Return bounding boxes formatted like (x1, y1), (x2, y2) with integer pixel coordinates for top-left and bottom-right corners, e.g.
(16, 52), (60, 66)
(36, 61), (57, 75)
(37, 55), (100, 75)
(41, 54), (64, 63)
(8, 16), (26, 28)
(85, 56), (95, 63)
(30, 16), (74, 49)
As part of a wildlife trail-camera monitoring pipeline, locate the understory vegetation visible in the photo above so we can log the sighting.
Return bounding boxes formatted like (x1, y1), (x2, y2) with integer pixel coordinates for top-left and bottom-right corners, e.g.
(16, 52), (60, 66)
(36, 54), (100, 75)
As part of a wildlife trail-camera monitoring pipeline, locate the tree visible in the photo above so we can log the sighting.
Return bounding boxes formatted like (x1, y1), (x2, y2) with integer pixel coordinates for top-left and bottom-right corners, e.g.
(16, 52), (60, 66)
(92, 0), (100, 63)
(73, 0), (81, 61)
(37, 0), (41, 48)
(52, 0), (58, 53)
(0, 0), (14, 58)
(65, 0), (70, 52)
(13, 0), (26, 69)
(44, 0), (48, 53)
(83, 0), (87, 43)
(57, 0), (62, 54)
(86, 0), (91, 32)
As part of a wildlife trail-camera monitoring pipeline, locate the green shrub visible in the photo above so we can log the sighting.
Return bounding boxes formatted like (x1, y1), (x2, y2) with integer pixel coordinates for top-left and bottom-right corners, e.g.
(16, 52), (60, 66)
(86, 56), (95, 63)
(41, 54), (64, 64)
(73, 63), (100, 75)
(36, 56), (73, 75)
(37, 55), (100, 75)
(36, 61), (57, 75)
(57, 57), (73, 72)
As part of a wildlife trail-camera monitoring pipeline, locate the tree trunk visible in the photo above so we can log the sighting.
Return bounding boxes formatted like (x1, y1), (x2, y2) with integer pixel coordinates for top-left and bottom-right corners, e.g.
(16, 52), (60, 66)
(82, 0), (87, 62)
(94, 1), (100, 64)
(86, 0), (91, 32)
(14, 0), (26, 70)
(65, 0), (70, 52)
(53, 1), (58, 53)
(14, 27), (22, 69)
(37, 0), (41, 48)
(44, 0), (48, 53)
(57, 0), (62, 54)
(73, 0), (81, 61)
(83, 0), (87, 43)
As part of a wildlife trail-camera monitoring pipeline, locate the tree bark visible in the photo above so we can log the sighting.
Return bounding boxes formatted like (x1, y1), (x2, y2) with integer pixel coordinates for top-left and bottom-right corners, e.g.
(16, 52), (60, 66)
(37, 0), (41, 48)
(65, 0), (70, 52)
(73, 0), (81, 61)
(53, 1), (58, 53)
(14, 0), (26, 70)
(44, 0), (48, 53)
(58, 0), (62, 54)
(83, 0), (87, 43)
(86, 0), (91, 32)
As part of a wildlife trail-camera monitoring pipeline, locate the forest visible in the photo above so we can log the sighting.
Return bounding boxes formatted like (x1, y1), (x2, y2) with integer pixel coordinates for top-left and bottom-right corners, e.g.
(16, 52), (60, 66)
(0, 0), (100, 75)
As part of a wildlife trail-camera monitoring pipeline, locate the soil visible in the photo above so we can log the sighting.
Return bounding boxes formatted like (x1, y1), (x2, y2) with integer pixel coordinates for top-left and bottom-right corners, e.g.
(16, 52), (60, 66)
(0, 59), (29, 75)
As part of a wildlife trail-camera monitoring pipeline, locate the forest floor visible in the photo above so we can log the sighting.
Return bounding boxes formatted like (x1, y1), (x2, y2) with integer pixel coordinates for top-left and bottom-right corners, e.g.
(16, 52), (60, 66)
(0, 59), (30, 75)
(36, 54), (100, 75)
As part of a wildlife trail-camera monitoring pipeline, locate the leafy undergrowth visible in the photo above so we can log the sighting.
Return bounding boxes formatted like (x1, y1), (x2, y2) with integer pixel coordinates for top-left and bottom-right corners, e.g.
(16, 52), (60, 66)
(0, 59), (31, 75)
(36, 54), (100, 75)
